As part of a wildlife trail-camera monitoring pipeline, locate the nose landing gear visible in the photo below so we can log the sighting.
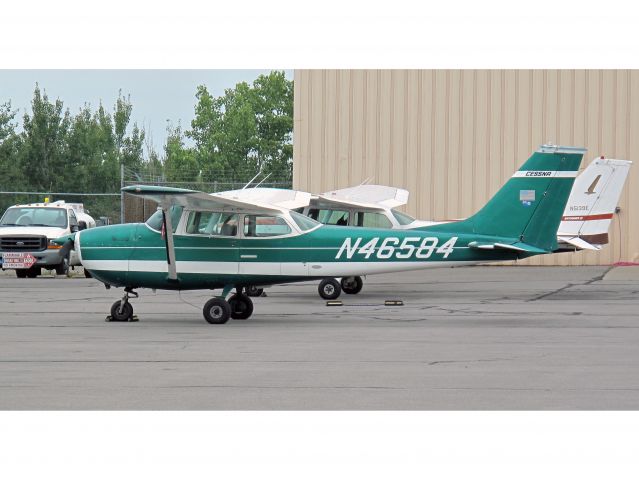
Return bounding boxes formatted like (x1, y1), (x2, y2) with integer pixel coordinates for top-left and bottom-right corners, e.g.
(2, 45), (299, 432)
(108, 288), (138, 322)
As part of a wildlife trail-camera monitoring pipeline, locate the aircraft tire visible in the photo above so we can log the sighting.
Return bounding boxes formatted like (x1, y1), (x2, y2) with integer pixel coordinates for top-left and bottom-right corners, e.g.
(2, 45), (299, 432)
(318, 278), (341, 300)
(341, 276), (363, 295)
(245, 286), (264, 297)
(55, 256), (70, 276)
(229, 293), (254, 320)
(110, 300), (133, 321)
(203, 298), (231, 324)
(84, 268), (92, 278)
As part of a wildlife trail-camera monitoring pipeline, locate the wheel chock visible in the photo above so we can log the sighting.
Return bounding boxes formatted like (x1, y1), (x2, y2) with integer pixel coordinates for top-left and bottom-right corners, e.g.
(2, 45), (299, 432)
(105, 315), (139, 322)
(384, 300), (404, 306)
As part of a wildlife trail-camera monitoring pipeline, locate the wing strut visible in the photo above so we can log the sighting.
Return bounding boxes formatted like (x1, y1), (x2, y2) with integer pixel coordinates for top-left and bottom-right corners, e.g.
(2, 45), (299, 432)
(162, 208), (178, 281)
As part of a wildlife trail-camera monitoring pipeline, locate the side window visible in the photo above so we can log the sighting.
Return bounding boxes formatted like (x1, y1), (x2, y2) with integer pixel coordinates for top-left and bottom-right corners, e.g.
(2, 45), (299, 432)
(185, 211), (238, 236)
(308, 209), (349, 226)
(243, 215), (292, 238)
(355, 212), (393, 228)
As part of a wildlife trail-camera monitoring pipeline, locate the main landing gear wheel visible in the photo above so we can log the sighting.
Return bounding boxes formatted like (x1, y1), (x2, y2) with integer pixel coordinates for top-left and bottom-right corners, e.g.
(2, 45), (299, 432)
(228, 293), (254, 320)
(110, 300), (134, 321)
(341, 276), (363, 295)
(245, 285), (264, 297)
(203, 298), (232, 324)
(318, 278), (342, 300)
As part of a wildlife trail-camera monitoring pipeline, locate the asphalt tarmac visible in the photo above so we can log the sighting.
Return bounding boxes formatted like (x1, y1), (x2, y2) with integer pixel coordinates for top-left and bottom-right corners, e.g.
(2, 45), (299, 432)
(1, 265), (638, 409)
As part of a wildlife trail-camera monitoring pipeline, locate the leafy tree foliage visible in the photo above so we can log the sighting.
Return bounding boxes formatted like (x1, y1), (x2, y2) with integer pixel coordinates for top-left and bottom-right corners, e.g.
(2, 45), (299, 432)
(0, 71), (294, 220)
(186, 71), (293, 181)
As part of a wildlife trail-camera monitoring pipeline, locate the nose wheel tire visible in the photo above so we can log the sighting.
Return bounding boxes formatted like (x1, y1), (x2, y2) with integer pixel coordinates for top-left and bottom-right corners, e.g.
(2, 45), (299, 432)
(228, 293), (254, 320)
(245, 285), (264, 297)
(55, 256), (70, 276)
(318, 278), (342, 300)
(341, 276), (363, 295)
(203, 298), (232, 324)
(110, 300), (134, 321)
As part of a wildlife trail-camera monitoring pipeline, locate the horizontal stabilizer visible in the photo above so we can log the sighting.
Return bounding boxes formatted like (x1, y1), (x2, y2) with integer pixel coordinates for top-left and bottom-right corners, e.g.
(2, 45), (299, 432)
(468, 241), (548, 254)
(556, 235), (601, 251)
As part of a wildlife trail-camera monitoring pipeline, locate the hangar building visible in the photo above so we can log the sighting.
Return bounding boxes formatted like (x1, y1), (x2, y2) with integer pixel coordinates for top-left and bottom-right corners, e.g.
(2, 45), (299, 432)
(293, 70), (639, 266)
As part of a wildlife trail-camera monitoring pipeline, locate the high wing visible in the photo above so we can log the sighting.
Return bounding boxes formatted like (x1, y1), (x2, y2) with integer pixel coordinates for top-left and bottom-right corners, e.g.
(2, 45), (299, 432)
(317, 184), (409, 210)
(214, 187), (313, 211)
(556, 158), (632, 251)
(121, 185), (287, 214)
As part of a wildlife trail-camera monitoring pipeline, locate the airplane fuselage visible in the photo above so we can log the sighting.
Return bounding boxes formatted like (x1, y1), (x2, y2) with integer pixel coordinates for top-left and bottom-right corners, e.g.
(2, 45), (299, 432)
(76, 222), (527, 291)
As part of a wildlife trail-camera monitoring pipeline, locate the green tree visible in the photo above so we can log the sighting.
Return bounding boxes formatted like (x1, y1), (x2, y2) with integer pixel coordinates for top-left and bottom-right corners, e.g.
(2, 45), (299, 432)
(19, 85), (71, 192)
(252, 71), (293, 178)
(164, 123), (198, 182)
(0, 101), (22, 194)
(187, 71), (293, 183)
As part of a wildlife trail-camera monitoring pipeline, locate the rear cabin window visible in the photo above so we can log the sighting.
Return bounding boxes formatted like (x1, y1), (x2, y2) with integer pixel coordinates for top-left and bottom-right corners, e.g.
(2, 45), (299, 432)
(243, 215), (292, 238)
(185, 212), (239, 236)
(307, 208), (349, 226)
(355, 211), (393, 228)
(145, 205), (183, 233)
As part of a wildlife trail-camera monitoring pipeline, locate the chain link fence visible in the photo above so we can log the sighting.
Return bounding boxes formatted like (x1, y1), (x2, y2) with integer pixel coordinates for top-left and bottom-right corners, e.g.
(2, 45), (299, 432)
(1, 167), (293, 225)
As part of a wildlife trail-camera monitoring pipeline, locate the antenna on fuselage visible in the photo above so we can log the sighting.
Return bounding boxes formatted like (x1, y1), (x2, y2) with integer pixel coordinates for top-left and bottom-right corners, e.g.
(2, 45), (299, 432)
(253, 172), (272, 188)
(241, 171), (263, 190)
(360, 177), (372, 185)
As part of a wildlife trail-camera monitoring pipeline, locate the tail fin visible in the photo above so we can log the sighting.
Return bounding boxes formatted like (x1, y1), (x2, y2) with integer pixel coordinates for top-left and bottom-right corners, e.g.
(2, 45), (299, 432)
(557, 157), (632, 250)
(427, 145), (585, 252)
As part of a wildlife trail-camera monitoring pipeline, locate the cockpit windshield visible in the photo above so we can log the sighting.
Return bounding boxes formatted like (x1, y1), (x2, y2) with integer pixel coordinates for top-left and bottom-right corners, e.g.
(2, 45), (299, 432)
(290, 210), (321, 231)
(145, 205), (184, 232)
(391, 209), (415, 225)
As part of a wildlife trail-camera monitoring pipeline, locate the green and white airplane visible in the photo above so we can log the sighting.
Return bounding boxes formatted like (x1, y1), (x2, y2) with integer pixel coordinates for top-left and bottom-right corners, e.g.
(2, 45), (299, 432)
(56, 144), (585, 324)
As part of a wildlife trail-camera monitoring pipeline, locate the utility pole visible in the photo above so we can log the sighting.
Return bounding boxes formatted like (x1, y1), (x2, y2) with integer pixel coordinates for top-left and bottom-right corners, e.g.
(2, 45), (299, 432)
(120, 163), (125, 224)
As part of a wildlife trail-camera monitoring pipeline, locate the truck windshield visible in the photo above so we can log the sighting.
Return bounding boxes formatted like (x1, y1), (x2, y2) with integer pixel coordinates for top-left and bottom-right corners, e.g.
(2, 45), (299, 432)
(0, 207), (68, 228)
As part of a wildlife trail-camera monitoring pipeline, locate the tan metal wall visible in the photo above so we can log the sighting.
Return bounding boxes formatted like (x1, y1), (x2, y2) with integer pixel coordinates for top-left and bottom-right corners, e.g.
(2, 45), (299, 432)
(293, 70), (639, 266)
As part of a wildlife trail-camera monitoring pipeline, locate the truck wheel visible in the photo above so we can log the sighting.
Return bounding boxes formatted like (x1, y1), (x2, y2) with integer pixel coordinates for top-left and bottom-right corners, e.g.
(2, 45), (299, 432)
(318, 278), (342, 300)
(15, 269), (28, 279)
(26, 267), (41, 278)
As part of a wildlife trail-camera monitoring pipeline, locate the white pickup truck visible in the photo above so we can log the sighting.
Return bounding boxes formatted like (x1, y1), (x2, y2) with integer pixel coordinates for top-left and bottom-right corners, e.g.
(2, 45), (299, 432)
(0, 200), (95, 278)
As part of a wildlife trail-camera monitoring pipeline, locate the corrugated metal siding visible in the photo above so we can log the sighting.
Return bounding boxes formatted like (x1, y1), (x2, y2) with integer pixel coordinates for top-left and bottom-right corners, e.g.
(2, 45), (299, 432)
(293, 70), (639, 266)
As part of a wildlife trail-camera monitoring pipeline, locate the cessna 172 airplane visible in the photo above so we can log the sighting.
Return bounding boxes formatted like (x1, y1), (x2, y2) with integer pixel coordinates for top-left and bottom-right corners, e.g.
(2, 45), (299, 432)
(231, 156), (632, 299)
(56, 144), (586, 324)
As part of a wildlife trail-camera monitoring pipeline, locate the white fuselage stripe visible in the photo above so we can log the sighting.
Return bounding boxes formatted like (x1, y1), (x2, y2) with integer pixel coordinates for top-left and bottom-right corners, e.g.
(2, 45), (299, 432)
(83, 259), (486, 277)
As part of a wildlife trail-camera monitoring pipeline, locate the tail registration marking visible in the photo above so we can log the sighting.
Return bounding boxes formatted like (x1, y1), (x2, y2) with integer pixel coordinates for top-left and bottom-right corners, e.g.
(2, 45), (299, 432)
(336, 236), (458, 260)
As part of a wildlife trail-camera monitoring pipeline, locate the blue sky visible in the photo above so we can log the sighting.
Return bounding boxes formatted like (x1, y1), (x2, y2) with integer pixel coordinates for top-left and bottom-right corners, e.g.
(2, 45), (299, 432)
(0, 70), (293, 154)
